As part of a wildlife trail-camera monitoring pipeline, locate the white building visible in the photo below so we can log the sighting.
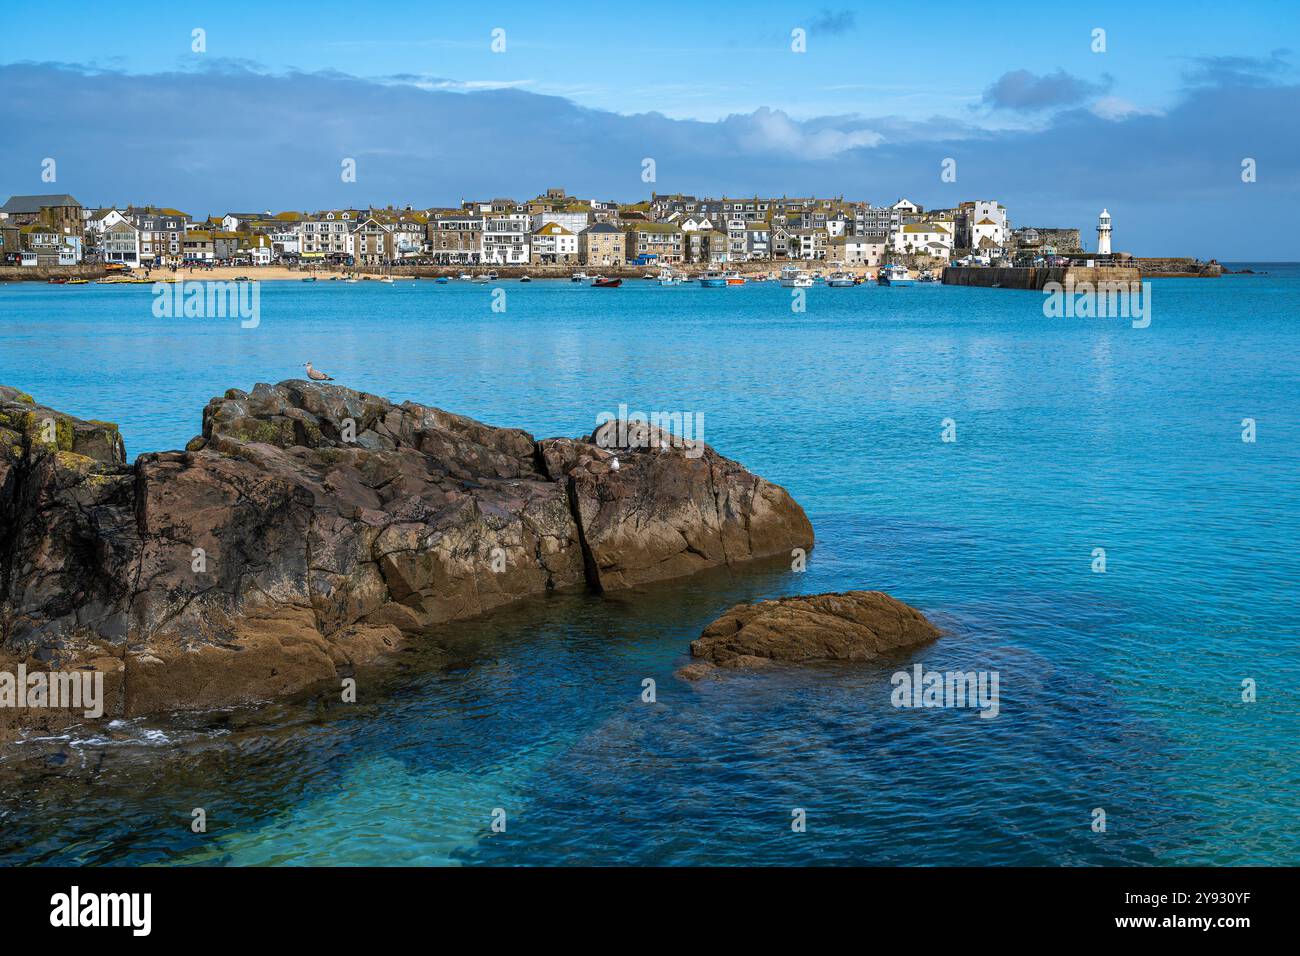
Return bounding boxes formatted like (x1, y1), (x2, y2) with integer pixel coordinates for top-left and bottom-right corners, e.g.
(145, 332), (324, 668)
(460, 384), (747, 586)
(833, 237), (885, 266)
(893, 222), (953, 258)
(531, 222), (578, 264)
(960, 200), (1009, 249)
(533, 210), (589, 236)
(483, 213), (531, 264)
(1097, 209), (1112, 255)
(297, 211), (355, 260)
(101, 220), (141, 265)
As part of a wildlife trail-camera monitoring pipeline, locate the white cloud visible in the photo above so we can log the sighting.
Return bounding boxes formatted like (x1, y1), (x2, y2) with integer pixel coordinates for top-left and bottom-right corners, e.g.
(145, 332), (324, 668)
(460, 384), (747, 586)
(728, 107), (883, 158)
(1089, 96), (1164, 120)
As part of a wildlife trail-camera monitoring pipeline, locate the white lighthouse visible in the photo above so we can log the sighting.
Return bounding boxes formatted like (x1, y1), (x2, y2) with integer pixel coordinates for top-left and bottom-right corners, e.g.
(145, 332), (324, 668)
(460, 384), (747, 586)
(1096, 208), (1112, 256)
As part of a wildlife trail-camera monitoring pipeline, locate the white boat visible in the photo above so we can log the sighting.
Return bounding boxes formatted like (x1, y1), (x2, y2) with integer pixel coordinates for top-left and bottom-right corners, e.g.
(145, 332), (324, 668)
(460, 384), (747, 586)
(723, 271), (745, 286)
(878, 264), (913, 286)
(520, 275), (532, 282)
(778, 266), (806, 288)
(658, 269), (683, 286)
(571, 272), (588, 283)
(827, 272), (856, 288)
(457, 273), (471, 281)
(472, 274), (490, 284)
(380, 276), (395, 284)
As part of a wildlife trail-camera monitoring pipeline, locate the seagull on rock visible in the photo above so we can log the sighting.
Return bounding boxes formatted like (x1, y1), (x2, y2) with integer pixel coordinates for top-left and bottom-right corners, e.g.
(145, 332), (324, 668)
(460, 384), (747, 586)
(304, 362), (334, 382)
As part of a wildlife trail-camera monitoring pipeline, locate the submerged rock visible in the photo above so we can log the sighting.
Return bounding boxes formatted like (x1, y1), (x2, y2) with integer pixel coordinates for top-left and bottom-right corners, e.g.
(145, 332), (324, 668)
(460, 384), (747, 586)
(0, 381), (812, 720)
(681, 591), (939, 678)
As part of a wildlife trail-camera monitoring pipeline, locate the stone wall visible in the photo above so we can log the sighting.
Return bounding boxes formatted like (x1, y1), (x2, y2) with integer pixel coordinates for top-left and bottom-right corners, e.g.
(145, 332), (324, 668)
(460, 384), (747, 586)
(942, 265), (1141, 290)
(0, 264), (109, 282)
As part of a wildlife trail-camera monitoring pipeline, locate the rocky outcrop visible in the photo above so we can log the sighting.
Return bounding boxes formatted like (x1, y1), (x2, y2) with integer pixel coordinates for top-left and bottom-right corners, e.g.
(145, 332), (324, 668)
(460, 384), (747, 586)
(0, 382), (812, 722)
(681, 591), (938, 678)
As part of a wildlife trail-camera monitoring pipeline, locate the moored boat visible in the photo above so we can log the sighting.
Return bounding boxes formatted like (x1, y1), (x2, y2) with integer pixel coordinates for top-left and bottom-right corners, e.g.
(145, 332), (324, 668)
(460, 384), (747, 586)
(827, 272), (856, 287)
(778, 265), (805, 287)
(571, 271), (588, 282)
(698, 271), (727, 288)
(591, 277), (622, 288)
(877, 264), (913, 286)
(724, 271), (745, 286)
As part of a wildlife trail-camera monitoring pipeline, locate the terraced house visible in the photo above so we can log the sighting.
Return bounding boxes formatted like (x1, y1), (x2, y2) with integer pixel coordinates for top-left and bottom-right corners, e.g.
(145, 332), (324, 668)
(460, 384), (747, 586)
(531, 222), (578, 265)
(352, 217), (391, 266)
(623, 221), (683, 265)
(579, 222), (624, 267)
(429, 212), (483, 264)
(297, 210), (356, 261)
(131, 208), (188, 264)
(482, 212), (531, 264)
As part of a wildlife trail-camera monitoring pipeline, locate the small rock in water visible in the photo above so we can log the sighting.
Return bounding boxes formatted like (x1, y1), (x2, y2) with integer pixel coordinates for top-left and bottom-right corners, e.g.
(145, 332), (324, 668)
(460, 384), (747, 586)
(679, 590), (939, 679)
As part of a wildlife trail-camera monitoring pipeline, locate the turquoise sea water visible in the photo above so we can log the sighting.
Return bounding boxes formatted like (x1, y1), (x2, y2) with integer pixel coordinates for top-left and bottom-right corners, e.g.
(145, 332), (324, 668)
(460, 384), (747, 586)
(0, 266), (1297, 865)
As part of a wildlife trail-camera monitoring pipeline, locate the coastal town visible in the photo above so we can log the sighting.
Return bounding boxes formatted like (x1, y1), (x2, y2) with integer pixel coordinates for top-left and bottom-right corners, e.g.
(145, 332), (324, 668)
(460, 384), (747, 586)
(0, 188), (1093, 275)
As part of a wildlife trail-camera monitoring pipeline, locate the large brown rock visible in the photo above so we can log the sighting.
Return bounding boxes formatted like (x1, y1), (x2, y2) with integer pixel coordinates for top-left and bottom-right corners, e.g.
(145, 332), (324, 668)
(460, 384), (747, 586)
(685, 590), (939, 676)
(0, 382), (813, 721)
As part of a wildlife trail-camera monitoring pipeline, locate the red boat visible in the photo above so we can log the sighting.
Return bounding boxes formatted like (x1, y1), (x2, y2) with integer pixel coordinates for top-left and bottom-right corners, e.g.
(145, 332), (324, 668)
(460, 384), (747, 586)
(47, 277), (68, 284)
(591, 277), (622, 288)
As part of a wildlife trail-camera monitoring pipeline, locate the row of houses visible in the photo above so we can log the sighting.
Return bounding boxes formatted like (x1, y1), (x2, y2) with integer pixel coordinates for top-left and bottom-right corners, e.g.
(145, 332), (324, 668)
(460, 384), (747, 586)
(0, 188), (1081, 269)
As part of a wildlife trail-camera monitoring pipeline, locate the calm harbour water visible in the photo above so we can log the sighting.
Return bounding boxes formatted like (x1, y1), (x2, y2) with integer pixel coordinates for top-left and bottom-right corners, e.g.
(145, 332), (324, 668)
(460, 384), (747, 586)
(0, 266), (1297, 866)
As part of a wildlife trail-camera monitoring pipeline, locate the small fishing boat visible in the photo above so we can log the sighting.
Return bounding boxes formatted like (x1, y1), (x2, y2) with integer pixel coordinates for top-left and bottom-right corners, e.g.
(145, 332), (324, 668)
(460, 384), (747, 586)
(591, 277), (622, 288)
(827, 272), (856, 288)
(434, 276), (449, 284)
(724, 272), (745, 286)
(519, 275), (531, 283)
(344, 277), (358, 284)
(47, 278), (68, 284)
(487, 271), (499, 280)
(472, 274), (490, 284)
(698, 271), (727, 288)
(301, 276), (317, 282)
(380, 276), (395, 284)
(571, 272), (588, 283)
(66, 278), (89, 285)
(877, 264), (913, 286)
(778, 266), (805, 288)
(457, 273), (471, 281)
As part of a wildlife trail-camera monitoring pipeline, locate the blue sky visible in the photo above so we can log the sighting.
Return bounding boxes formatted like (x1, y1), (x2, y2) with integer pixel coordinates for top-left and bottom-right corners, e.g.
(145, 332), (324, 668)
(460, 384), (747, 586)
(2, 0), (1297, 256)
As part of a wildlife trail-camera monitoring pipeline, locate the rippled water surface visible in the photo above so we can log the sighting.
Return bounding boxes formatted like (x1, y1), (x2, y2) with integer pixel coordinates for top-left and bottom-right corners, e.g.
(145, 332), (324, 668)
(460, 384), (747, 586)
(1, 266), (1297, 865)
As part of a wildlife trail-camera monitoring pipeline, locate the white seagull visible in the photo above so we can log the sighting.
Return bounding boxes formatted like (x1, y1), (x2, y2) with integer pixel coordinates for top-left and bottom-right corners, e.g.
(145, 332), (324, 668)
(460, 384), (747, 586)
(304, 362), (334, 382)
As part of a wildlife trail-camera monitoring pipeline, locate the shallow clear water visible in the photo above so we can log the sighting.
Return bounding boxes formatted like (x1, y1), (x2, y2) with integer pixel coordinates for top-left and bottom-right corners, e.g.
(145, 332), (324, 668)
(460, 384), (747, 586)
(1, 266), (1297, 865)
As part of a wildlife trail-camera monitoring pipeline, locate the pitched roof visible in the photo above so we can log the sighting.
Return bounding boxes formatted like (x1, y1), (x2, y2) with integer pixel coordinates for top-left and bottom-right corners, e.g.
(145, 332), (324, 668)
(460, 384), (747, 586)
(0, 194), (81, 214)
(582, 222), (622, 234)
